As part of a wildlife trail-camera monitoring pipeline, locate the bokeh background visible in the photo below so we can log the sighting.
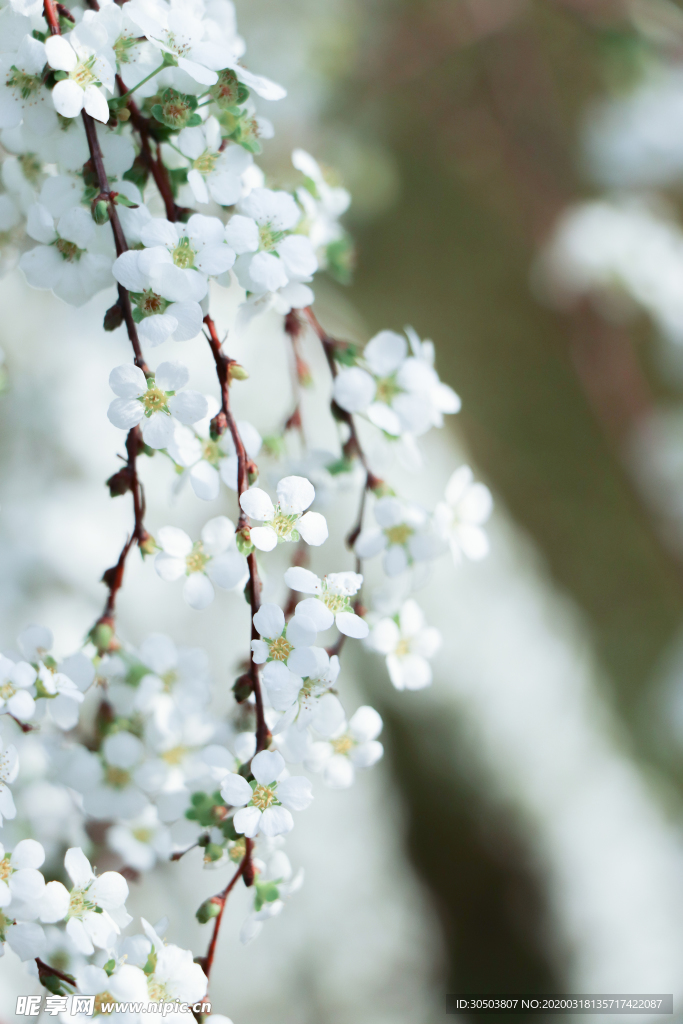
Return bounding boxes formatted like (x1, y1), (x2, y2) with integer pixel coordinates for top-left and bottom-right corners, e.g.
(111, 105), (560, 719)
(7, 0), (683, 1020)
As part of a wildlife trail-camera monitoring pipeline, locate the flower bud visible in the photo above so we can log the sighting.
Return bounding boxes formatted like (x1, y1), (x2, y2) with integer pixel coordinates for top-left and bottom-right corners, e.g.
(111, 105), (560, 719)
(196, 897), (222, 924)
(228, 362), (249, 382)
(103, 302), (124, 332)
(139, 532), (157, 557)
(232, 672), (252, 704)
(236, 529), (254, 556)
(92, 199), (110, 225)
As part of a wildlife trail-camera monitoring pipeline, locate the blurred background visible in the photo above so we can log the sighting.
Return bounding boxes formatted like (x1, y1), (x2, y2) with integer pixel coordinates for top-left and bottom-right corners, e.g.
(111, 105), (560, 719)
(8, 0), (683, 1020)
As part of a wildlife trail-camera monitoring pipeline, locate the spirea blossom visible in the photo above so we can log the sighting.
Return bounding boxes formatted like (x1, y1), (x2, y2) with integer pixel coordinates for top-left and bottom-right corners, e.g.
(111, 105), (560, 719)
(240, 475), (328, 551)
(154, 515), (248, 609)
(107, 362), (208, 450)
(220, 750), (313, 838)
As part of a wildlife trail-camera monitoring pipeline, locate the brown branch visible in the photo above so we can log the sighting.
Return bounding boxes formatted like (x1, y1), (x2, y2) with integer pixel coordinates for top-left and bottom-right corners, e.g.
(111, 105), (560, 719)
(42, 0), (154, 634)
(204, 315), (269, 755)
(35, 957), (76, 988)
(200, 839), (254, 995)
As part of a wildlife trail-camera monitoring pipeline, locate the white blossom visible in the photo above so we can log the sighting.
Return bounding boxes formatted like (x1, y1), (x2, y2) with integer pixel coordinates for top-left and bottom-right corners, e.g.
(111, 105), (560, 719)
(107, 361), (208, 450)
(20, 204), (113, 306)
(0, 654), (35, 722)
(178, 118), (252, 206)
(355, 495), (439, 576)
(0, 27), (58, 136)
(333, 327), (460, 437)
(306, 706), (383, 788)
(43, 847), (131, 956)
(434, 465), (493, 562)
(44, 27), (114, 124)
(227, 187), (317, 308)
(366, 599), (441, 691)
(169, 409), (262, 501)
(220, 749), (312, 838)
(240, 849), (303, 945)
(0, 736), (18, 825)
(240, 475), (328, 551)
(112, 250), (204, 346)
(285, 567), (368, 638)
(107, 806), (172, 873)
(154, 515), (248, 610)
(139, 916), (208, 1004)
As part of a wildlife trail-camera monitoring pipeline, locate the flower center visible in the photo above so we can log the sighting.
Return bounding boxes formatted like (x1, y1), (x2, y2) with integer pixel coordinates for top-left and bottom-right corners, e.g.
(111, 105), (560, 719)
(229, 836), (246, 862)
(161, 744), (188, 765)
(384, 523), (413, 546)
(0, 682), (16, 701)
(161, 670), (177, 691)
(138, 290), (168, 317)
(7, 66), (42, 100)
(375, 375), (402, 404)
(0, 857), (12, 882)
(323, 591), (350, 614)
(395, 638), (411, 658)
(258, 224), (285, 252)
(331, 734), (354, 756)
(148, 979), (169, 1002)
(132, 827), (154, 843)
(193, 151), (218, 176)
(113, 33), (138, 65)
(70, 57), (99, 90)
(251, 784), (276, 810)
(268, 636), (293, 661)
(68, 888), (94, 918)
(171, 237), (195, 269)
(201, 439), (221, 466)
(93, 993), (115, 1016)
(271, 511), (298, 539)
(55, 238), (83, 262)
(185, 543), (209, 575)
(142, 386), (167, 413)
(105, 765), (131, 789)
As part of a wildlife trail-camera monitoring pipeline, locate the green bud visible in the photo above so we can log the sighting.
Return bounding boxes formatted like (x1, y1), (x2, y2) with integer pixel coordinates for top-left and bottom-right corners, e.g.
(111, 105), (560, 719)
(92, 199), (110, 226)
(196, 897), (222, 924)
(139, 532), (157, 557)
(228, 362), (249, 382)
(90, 621), (114, 654)
(151, 88), (200, 130)
(236, 529), (254, 556)
(209, 69), (249, 110)
(204, 842), (224, 862)
(103, 959), (116, 977)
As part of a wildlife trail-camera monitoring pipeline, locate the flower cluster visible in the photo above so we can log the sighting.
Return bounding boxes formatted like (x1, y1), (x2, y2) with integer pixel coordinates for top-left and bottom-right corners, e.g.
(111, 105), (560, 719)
(0, 0), (496, 1014)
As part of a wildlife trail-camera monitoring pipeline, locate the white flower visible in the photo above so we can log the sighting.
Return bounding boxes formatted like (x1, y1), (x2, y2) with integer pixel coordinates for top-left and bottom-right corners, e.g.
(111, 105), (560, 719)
(0, 839), (46, 909)
(354, 495), (439, 576)
(333, 327), (460, 437)
(112, 250), (204, 346)
(251, 603), (328, 679)
(266, 658), (344, 737)
(107, 361), (208, 450)
(285, 567), (368, 638)
(140, 917), (208, 1003)
(44, 28), (114, 123)
(107, 805), (172, 873)
(366, 599), (441, 691)
(306, 706), (383, 789)
(0, 737), (18, 826)
(16, 627), (92, 730)
(62, 732), (150, 820)
(169, 410), (262, 501)
(44, 847), (130, 956)
(74, 962), (149, 1005)
(0, 29), (58, 136)
(178, 118), (252, 206)
(239, 475), (328, 551)
(220, 749), (312, 838)
(240, 849), (303, 945)
(434, 466), (493, 562)
(154, 515), (248, 610)
(127, 0), (285, 97)
(292, 148), (350, 262)
(20, 204), (113, 306)
(0, 655), (35, 722)
(139, 212), (236, 291)
(229, 187), (317, 296)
